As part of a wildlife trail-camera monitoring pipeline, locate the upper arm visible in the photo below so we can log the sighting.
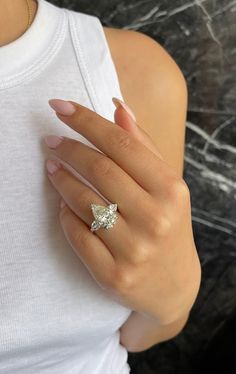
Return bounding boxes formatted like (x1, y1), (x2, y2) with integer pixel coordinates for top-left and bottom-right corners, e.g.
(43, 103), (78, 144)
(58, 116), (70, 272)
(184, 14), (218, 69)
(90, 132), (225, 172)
(104, 27), (188, 177)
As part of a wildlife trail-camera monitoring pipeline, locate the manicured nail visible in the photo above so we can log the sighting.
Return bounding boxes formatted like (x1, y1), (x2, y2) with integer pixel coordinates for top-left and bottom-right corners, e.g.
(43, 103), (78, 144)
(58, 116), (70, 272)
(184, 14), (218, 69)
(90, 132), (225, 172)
(48, 99), (76, 116)
(44, 135), (64, 149)
(46, 159), (61, 175)
(112, 97), (136, 122)
(60, 199), (66, 209)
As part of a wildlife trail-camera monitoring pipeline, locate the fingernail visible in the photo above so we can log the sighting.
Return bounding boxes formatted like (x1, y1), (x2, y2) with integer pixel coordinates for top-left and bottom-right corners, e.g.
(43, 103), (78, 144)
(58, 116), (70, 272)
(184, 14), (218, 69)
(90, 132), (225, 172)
(112, 97), (136, 122)
(60, 199), (66, 209)
(48, 99), (76, 116)
(44, 135), (64, 149)
(46, 159), (61, 175)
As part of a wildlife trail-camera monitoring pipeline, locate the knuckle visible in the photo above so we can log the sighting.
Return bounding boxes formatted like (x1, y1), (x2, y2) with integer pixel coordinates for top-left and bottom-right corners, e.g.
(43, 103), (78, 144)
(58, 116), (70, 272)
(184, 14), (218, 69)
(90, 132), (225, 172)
(131, 244), (150, 264)
(156, 216), (172, 236)
(148, 213), (171, 237)
(166, 177), (190, 202)
(113, 266), (134, 294)
(91, 156), (111, 177)
(110, 131), (131, 150)
(140, 198), (172, 238)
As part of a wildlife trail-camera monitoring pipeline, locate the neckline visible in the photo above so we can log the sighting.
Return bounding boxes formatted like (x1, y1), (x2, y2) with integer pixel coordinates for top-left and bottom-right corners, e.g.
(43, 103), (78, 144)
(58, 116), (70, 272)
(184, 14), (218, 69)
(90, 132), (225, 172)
(0, 0), (67, 90)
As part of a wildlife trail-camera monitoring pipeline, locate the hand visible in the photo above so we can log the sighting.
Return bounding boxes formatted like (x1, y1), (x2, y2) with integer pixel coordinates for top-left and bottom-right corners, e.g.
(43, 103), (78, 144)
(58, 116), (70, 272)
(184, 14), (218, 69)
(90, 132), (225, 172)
(44, 98), (201, 326)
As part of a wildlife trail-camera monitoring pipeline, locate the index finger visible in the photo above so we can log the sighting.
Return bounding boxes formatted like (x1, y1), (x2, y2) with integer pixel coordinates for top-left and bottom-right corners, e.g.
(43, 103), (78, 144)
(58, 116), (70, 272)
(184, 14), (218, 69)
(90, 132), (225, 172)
(50, 99), (170, 193)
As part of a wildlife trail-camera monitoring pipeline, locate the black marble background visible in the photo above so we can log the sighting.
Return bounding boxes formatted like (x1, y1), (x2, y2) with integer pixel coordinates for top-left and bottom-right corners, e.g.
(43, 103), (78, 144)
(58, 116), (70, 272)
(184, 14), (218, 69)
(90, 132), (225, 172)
(49, 1), (236, 373)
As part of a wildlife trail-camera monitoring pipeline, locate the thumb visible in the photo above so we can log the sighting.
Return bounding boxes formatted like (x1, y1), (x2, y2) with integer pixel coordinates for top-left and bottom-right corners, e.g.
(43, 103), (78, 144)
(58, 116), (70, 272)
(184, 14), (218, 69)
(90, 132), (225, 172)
(112, 97), (163, 159)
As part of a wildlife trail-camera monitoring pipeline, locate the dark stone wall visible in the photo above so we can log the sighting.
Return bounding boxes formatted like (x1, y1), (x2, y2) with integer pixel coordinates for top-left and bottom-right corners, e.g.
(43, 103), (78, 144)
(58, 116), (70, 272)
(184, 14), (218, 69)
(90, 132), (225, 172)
(48, 1), (236, 373)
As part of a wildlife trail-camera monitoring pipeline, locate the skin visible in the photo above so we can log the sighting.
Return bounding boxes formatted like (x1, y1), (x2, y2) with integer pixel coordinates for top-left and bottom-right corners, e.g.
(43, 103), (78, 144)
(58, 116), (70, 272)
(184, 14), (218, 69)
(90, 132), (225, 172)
(44, 99), (201, 343)
(0, 0), (38, 47)
(1, 0), (201, 352)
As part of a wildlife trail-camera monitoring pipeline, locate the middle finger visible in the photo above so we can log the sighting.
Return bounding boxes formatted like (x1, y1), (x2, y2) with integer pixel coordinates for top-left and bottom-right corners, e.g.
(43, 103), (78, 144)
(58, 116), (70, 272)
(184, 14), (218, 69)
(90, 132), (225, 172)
(44, 135), (148, 221)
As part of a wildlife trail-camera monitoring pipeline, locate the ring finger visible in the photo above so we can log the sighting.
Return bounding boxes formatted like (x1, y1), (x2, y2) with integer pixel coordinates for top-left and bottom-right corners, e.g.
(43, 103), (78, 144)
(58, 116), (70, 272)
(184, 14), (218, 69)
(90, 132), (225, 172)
(46, 158), (134, 261)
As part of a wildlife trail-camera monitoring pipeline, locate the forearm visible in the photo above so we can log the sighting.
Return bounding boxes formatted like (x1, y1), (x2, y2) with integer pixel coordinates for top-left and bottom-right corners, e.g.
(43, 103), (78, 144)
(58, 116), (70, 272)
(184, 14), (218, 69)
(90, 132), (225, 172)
(119, 310), (190, 353)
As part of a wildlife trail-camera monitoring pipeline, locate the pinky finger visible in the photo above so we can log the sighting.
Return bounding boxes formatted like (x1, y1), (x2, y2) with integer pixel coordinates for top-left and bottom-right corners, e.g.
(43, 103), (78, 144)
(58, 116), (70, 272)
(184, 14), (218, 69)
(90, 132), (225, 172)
(59, 203), (116, 291)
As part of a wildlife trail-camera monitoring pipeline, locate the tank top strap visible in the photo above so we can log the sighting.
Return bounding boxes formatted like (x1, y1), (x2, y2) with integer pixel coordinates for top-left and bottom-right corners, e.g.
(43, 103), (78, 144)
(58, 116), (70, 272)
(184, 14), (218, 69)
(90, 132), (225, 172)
(64, 8), (124, 122)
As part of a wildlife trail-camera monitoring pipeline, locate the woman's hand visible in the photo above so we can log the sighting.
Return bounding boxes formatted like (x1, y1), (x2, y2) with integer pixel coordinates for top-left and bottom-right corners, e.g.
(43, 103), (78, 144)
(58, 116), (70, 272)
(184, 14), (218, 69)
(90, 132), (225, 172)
(44, 98), (201, 326)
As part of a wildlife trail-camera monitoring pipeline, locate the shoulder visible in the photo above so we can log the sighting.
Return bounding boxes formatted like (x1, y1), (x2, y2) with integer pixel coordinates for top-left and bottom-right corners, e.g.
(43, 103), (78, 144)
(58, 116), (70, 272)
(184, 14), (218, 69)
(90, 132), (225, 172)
(103, 26), (188, 177)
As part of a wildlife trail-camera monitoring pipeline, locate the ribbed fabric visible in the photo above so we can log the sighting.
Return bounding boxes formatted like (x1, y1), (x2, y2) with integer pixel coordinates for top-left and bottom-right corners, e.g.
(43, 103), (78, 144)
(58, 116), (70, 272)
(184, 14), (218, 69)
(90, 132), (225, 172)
(0, 1), (132, 372)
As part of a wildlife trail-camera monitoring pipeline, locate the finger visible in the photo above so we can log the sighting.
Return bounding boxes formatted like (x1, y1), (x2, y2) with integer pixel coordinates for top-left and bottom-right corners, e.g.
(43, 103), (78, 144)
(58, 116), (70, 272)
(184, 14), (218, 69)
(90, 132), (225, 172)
(44, 135), (146, 219)
(114, 105), (163, 160)
(113, 101), (164, 159)
(48, 99), (171, 194)
(59, 203), (116, 291)
(46, 159), (134, 261)
(112, 98), (138, 134)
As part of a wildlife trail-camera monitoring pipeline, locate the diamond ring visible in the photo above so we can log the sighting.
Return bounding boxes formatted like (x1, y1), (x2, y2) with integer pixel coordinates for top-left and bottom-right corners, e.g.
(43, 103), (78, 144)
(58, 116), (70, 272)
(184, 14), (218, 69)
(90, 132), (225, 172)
(90, 203), (118, 232)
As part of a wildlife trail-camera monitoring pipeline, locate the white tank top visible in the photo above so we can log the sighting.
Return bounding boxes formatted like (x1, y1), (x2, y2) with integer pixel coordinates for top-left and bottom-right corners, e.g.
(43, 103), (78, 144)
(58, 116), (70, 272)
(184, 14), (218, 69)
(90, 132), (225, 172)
(0, 0), (132, 372)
